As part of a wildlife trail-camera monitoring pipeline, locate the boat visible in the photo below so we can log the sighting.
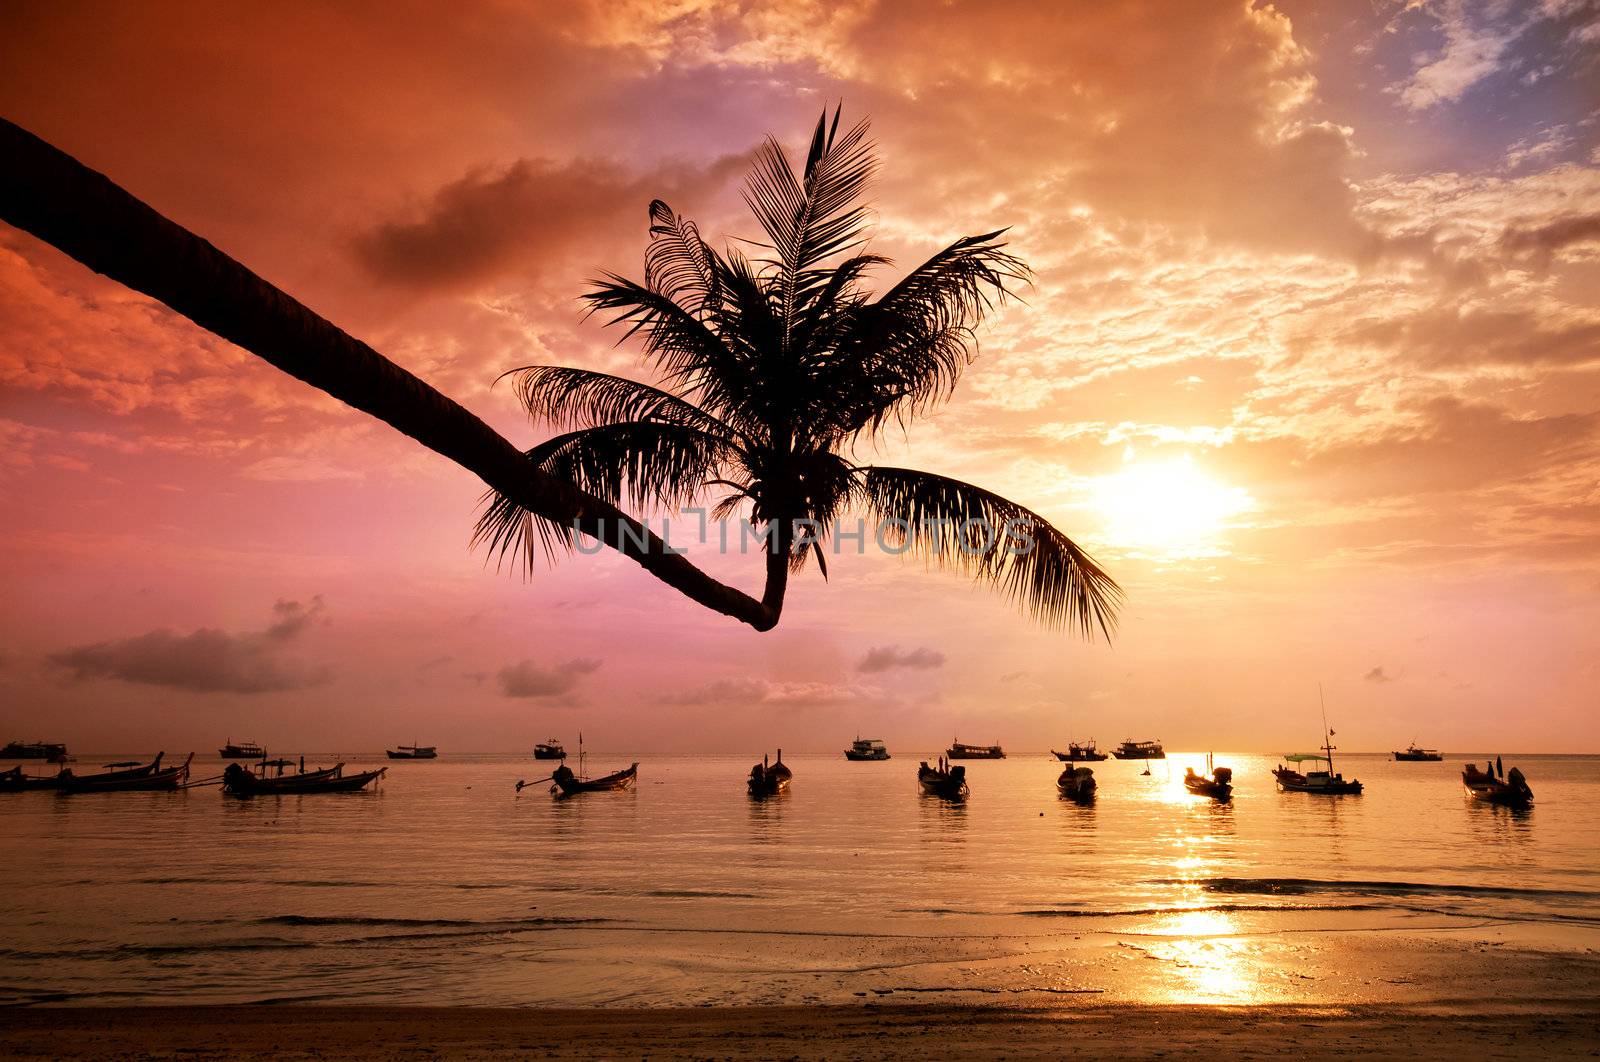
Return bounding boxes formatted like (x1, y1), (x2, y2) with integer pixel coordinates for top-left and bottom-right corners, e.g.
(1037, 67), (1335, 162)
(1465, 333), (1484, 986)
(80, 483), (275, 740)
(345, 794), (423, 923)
(946, 739), (1004, 760)
(917, 756), (969, 799)
(2, 741), (68, 762)
(219, 739), (265, 759)
(1274, 688), (1362, 795)
(520, 733), (636, 797)
(56, 752), (193, 793)
(1183, 753), (1233, 800)
(222, 759), (385, 796)
(1394, 743), (1443, 762)
(0, 765), (59, 791)
(1056, 765), (1097, 802)
(1463, 758), (1533, 808)
(747, 750), (793, 797)
(844, 737), (890, 761)
(386, 744), (438, 760)
(1052, 740), (1107, 762)
(533, 740), (566, 760)
(1111, 739), (1165, 760)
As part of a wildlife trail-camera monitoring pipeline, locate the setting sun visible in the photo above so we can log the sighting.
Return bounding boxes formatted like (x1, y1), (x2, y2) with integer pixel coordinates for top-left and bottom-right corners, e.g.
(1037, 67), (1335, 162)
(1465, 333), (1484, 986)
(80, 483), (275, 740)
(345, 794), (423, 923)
(1092, 456), (1254, 559)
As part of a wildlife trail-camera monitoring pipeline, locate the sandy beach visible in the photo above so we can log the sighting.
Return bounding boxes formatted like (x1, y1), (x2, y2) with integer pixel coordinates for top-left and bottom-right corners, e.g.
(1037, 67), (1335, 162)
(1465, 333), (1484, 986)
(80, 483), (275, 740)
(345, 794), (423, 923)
(4, 1003), (1598, 1060)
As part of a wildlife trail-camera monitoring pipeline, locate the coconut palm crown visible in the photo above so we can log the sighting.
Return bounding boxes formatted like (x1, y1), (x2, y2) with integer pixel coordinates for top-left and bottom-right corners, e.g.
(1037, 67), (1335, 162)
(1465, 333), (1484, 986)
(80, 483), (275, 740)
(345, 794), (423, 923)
(475, 108), (1120, 637)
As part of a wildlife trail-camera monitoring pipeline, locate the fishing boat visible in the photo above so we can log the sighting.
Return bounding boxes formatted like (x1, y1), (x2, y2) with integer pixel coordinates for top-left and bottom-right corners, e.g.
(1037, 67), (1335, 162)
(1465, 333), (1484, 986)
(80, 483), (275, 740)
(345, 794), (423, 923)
(1463, 758), (1533, 808)
(747, 750), (793, 797)
(1111, 739), (1165, 760)
(56, 752), (193, 793)
(218, 739), (265, 759)
(519, 734), (636, 797)
(946, 739), (1004, 760)
(1274, 688), (1362, 795)
(386, 743), (438, 760)
(221, 759), (385, 796)
(1, 740), (68, 761)
(844, 737), (890, 761)
(0, 765), (59, 791)
(1052, 740), (1107, 762)
(1183, 753), (1233, 800)
(1393, 743), (1443, 762)
(917, 756), (969, 799)
(533, 740), (566, 760)
(1056, 765), (1097, 802)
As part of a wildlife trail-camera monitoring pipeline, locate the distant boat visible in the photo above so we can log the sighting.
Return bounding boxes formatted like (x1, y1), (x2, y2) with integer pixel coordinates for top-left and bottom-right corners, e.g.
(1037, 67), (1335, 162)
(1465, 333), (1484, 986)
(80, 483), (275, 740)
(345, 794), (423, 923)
(56, 752), (192, 793)
(386, 744), (438, 760)
(946, 739), (1004, 760)
(1274, 688), (1362, 794)
(1053, 740), (1107, 762)
(1056, 765), (1097, 802)
(219, 739), (265, 759)
(1110, 739), (1164, 760)
(222, 759), (385, 796)
(1393, 744), (1443, 761)
(1183, 753), (1233, 800)
(2, 741), (68, 762)
(844, 737), (890, 761)
(917, 756), (969, 799)
(747, 750), (792, 797)
(1463, 759), (1533, 808)
(533, 740), (566, 760)
(0, 765), (59, 791)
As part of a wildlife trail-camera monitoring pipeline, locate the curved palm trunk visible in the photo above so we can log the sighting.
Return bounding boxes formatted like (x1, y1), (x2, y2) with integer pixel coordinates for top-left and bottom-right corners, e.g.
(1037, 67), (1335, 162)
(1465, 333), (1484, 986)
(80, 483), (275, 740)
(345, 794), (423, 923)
(0, 118), (782, 631)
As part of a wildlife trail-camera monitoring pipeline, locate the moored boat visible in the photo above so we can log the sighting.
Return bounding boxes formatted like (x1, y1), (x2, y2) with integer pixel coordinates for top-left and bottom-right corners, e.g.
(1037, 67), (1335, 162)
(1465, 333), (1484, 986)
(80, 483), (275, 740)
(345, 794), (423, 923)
(1275, 689), (1362, 795)
(1111, 739), (1165, 760)
(1053, 740), (1107, 762)
(1183, 753), (1233, 800)
(533, 740), (566, 760)
(56, 753), (192, 793)
(0, 765), (59, 791)
(2, 740), (68, 761)
(747, 750), (793, 797)
(1463, 758), (1533, 808)
(844, 737), (890, 761)
(222, 759), (385, 796)
(386, 744), (438, 760)
(917, 756), (968, 799)
(546, 761), (638, 796)
(1394, 744), (1443, 762)
(946, 740), (1004, 760)
(219, 739), (265, 759)
(1056, 765), (1096, 802)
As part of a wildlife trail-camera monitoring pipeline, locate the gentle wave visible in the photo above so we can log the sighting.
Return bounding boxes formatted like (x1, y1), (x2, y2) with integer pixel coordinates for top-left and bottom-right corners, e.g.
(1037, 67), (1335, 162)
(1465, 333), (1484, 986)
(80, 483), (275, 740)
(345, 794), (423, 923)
(1164, 877), (1600, 901)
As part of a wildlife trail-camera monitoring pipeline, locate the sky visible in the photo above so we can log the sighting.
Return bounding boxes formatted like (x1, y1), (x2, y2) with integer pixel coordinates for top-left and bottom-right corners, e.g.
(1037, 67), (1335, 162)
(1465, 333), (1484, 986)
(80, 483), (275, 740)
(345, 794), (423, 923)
(1, 0), (1597, 755)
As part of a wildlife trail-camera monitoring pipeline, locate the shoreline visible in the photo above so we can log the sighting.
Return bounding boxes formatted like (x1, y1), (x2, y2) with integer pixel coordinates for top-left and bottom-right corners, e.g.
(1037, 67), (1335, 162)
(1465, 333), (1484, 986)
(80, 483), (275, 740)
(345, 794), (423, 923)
(4, 1002), (1598, 1059)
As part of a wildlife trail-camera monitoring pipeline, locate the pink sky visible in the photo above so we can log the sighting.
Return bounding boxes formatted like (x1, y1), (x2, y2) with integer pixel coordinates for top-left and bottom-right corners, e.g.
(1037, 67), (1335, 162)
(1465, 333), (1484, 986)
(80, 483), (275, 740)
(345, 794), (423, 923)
(2, 1), (1598, 754)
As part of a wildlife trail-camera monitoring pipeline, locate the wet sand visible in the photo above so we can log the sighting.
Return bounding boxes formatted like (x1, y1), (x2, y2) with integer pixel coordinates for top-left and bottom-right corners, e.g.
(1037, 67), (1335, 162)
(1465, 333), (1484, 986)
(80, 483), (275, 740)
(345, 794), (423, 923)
(3, 1003), (1597, 1060)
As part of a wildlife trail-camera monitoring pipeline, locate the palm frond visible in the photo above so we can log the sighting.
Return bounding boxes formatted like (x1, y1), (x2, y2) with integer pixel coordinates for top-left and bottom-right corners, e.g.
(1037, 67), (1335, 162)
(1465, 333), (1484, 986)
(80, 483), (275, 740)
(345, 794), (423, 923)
(861, 466), (1121, 638)
(501, 365), (731, 437)
(644, 199), (721, 317)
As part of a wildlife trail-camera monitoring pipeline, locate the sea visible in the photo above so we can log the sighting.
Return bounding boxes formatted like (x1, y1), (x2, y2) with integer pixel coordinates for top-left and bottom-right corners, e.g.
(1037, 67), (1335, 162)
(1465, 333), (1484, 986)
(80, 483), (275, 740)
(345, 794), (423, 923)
(3, 751), (1597, 1008)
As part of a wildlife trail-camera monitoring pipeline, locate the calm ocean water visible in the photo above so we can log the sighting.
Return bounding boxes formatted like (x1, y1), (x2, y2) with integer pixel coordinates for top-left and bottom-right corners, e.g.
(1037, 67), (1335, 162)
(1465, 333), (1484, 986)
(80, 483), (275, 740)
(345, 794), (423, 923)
(2, 751), (1597, 1007)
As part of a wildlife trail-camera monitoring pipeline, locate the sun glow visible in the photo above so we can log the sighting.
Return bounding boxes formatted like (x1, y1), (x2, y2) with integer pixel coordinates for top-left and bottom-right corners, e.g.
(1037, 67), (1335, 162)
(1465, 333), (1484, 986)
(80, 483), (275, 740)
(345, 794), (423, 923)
(1091, 456), (1254, 560)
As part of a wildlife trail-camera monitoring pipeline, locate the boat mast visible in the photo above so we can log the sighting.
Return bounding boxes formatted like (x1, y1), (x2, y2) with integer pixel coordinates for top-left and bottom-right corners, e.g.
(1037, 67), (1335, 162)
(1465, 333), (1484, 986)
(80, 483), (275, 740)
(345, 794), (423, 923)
(1318, 683), (1335, 773)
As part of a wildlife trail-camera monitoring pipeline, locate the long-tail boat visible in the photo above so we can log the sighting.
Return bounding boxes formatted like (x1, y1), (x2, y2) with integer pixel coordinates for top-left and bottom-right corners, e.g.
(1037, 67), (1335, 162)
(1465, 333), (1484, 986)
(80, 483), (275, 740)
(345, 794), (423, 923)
(56, 752), (192, 793)
(1183, 753), (1233, 800)
(917, 756), (968, 799)
(520, 734), (636, 797)
(0, 765), (59, 791)
(222, 760), (385, 796)
(1463, 758), (1533, 808)
(747, 750), (792, 797)
(1056, 765), (1097, 802)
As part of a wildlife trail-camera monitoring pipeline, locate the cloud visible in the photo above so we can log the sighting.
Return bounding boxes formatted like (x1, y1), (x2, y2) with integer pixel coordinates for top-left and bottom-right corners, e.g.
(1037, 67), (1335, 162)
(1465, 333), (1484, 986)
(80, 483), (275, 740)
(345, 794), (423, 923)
(661, 677), (882, 708)
(1364, 665), (1397, 683)
(1500, 212), (1600, 265)
(857, 645), (946, 673)
(353, 154), (744, 291)
(497, 657), (603, 699)
(48, 598), (332, 694)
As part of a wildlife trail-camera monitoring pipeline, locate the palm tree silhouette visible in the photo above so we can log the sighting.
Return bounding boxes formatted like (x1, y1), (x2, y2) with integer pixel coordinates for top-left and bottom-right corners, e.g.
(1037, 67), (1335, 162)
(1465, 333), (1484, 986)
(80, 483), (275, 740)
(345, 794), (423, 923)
(1, 112), (1118, 635)
(476, 109), (1119, 635)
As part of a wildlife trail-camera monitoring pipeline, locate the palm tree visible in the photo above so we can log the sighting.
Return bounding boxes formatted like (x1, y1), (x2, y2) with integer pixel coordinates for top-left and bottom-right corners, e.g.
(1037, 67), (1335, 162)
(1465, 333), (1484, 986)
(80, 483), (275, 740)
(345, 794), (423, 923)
(476, 109), (1119, 636)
